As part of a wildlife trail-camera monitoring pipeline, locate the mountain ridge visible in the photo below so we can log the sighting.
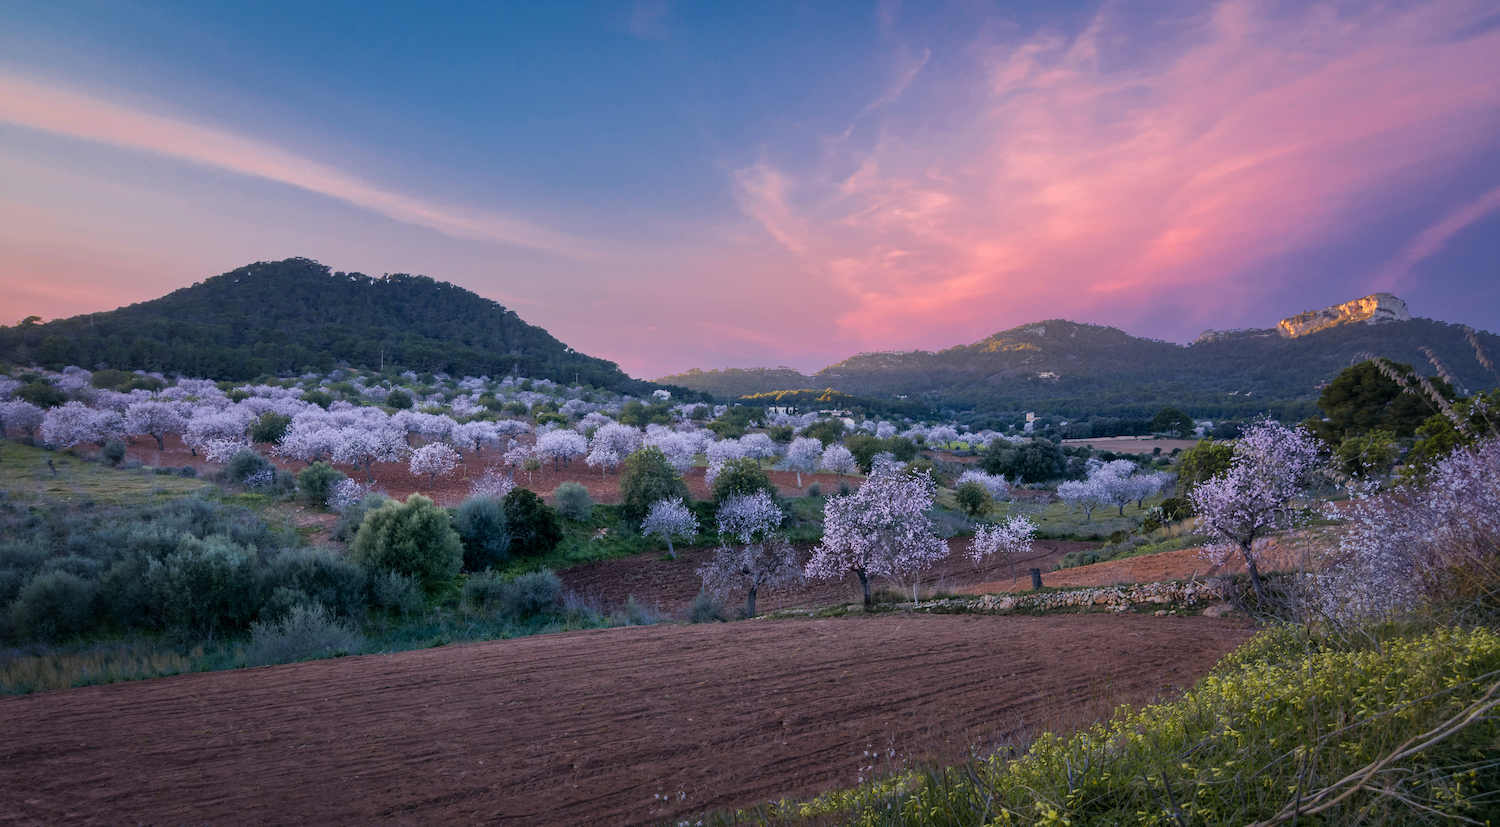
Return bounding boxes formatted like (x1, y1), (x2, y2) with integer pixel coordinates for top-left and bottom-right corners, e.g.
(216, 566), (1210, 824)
(656, 301), (1499, 419)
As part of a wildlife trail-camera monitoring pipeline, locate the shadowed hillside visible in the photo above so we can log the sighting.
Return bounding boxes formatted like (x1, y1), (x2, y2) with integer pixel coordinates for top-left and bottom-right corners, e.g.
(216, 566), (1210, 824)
(0, 258), (672, 394)
(661, 318), (1500, 420)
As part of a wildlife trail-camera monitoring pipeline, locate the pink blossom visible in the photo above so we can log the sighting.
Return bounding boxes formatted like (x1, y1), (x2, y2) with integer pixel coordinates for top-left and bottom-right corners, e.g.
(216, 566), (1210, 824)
(805, 464), (949, 608)
(641, 497), (699, 559)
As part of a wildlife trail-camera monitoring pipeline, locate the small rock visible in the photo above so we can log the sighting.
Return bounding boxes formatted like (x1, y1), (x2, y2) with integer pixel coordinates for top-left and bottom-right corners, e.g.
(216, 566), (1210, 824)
(1203, 603), (1237, 618)
(1154, 610), (1168, 617)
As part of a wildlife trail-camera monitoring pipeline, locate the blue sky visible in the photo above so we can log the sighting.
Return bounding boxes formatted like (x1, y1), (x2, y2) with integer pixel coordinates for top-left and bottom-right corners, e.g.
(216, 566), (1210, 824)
(2, 0), (1498, 378)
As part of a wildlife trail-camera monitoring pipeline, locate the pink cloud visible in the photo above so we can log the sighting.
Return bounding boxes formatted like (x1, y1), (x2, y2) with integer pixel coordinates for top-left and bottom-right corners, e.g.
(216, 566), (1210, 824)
(734, 0), (1500, 349)
(0, 74), (591, 259)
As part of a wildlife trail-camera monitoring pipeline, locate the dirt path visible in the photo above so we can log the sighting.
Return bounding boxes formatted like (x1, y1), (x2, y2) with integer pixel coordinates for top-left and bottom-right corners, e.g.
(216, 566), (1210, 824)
(0, 614), (1252, 826)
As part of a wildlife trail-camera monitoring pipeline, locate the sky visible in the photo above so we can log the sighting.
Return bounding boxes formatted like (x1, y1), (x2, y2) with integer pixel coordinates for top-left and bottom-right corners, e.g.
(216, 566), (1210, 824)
(1, 0), (1498, 380)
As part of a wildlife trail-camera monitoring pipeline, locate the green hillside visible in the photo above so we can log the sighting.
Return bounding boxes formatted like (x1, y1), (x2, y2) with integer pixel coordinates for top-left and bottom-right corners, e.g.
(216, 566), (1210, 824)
(0, 258), (657, 392)
(661, 318), (1500, 420)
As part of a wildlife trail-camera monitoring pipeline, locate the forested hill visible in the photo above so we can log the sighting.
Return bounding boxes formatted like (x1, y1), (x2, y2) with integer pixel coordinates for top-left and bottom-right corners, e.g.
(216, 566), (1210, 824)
(0, 258), (651, 392)
(660, 318), (1500, 420)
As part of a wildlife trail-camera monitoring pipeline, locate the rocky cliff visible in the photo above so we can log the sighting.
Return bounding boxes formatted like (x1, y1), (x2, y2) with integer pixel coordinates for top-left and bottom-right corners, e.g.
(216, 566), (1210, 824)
(1277, 293), (1411, 338)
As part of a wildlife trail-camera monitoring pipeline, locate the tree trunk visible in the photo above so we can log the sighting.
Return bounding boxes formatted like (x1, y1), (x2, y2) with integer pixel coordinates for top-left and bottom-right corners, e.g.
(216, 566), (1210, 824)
(155, 434), (165, 451)
(857, 569), (872, 609)
(746, 585), (758, 618)
(666, 537), (676, 560)
(1241, 542), (1265, 600)
(795, 470), (802, 489)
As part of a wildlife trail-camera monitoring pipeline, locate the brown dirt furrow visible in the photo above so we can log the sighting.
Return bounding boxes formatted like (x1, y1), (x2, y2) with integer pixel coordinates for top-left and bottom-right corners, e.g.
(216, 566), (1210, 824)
(0, 613), (1252, 826)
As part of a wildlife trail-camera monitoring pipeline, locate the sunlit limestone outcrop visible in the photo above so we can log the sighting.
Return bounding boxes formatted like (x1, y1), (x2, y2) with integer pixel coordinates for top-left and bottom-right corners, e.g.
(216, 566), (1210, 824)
(1277, 293), (1411, 338)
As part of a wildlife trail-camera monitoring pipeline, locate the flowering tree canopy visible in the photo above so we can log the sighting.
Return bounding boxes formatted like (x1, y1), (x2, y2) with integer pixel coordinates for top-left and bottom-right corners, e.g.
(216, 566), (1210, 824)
(640, 496), (699, 559)
(409, 442), (460, 489)
(820, 443), (858, 478)
(1317, 437), (1500, 625)
(738, 432), (778, 465)
(968, 516), (1037, 582)
(698, 491), (798, 617)
(0, 400), (44, 438)
(41, 401), (123, 449)
(1057, 477), (1108, 521)
(805, 465), (948, 608)
(124, 401), (186, 451)
(332, 424), (409, 482)
(451, 420), (501, 459)
(955, 469), (1010, 500)
(777, 436), (824, 489)
(1191, 419), (1323, 598)
(468, 469), (516, 501)
(536, 428), (587, 470)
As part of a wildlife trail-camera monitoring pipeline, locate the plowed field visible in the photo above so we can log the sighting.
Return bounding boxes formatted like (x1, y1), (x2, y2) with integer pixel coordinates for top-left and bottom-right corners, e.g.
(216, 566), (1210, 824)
(0, 614), (1252, 826)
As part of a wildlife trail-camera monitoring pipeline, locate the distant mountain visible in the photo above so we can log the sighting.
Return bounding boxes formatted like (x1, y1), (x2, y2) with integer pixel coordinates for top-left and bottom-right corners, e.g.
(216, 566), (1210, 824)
(658, 297), (1500, 421)
(0, 258), (663, 393)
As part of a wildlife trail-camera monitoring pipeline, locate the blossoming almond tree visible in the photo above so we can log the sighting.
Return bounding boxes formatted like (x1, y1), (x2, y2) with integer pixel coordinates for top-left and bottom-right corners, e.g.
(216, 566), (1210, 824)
(969, 516), (1037, 583)
(1190, 419), (1323, 599)
(641, 496), (699, 560)
(776, 436), (823, 489)
(819, 443), (857, 478)
(805, 465), (948, 609)
(410, 442), (460, 490)
(697, 491), (798, 617)
(333, 425), (409, 482)
(124, 400), (186, 451)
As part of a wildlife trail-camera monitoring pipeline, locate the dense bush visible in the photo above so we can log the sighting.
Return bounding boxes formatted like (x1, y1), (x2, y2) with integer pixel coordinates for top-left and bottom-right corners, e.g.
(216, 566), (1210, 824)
(333, 492), (390, 542)
(249, 411), (292, 444)
(385, 389), (412, 409)
(243, 604), (362, 667)
(461, 569), (562, 619)
(295, 462), (346, 504)
(711, 458), (778, 506)
(347, 494), (462, 596)
(453, 496), (511, 571)
(552, 482), (593, 521)
(9, 571), (96, 640)
(101, 439), (127, 466)
(953, 481), (992, 519)
(506, 570), (563, 616)
(461, 570), (509, 612)
(501, 488), (563, 556)
(368, 570), (424, 616)
(618, 446), (690, 522)
(226, 449), (276, 484)
(147, 536), (263, 634)
(263, 548), (366, 619)
(687, 590), (727, 623)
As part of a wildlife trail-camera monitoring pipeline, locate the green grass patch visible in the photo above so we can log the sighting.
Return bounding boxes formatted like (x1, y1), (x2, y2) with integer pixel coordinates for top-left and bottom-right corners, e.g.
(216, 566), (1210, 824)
(0, 441), (212, 505)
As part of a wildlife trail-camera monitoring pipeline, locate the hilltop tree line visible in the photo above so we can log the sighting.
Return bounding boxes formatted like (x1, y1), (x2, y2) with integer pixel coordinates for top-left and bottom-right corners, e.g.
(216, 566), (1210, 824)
(0, 258), (697, 398)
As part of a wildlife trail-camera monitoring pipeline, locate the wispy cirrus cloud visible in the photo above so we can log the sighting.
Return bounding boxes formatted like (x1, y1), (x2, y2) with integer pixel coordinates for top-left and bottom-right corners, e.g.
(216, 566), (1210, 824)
(734, 0), (1500, 348)
(0, 74), (592, 259)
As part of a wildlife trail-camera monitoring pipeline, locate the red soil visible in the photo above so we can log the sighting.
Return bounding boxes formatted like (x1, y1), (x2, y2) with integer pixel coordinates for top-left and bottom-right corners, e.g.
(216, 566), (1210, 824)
(561, 538), (1096, 616)
(0, 614), (1252, 826)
